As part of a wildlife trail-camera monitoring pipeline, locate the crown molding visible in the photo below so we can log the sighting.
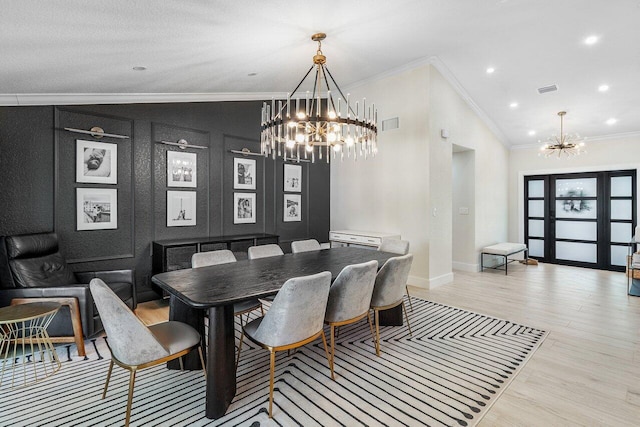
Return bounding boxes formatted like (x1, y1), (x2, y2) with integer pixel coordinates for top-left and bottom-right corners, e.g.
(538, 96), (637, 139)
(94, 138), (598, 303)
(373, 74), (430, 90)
(511, 131), (640, 150)
(0, 92), (287, 107)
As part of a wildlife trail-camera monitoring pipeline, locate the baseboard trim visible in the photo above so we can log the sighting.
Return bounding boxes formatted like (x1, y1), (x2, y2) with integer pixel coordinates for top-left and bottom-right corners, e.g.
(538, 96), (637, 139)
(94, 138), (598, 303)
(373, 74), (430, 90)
(452, 261), (479, 272)
(408, 275), (429, 289)
(429, 272), (454, 289)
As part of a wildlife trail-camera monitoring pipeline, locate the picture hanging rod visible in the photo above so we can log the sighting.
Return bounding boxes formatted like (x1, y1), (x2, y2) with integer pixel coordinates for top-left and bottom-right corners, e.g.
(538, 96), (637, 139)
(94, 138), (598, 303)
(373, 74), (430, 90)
(228, 148), (310, 163)
(64, 127), (130, 139)
(157, 139), (208, 150)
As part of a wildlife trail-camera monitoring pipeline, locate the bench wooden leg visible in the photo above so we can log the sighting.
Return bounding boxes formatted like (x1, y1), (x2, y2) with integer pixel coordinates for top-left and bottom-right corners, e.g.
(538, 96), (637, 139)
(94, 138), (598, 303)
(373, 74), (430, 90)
(11, 297), (86, 357)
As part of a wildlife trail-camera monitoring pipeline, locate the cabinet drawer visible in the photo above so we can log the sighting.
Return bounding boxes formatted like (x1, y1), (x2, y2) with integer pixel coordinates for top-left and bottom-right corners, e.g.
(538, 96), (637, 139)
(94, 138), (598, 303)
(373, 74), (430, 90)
(329, 232), (381, 247)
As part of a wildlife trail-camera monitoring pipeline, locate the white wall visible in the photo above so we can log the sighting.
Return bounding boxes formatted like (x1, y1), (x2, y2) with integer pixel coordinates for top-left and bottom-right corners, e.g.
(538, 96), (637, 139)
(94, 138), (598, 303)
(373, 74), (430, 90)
(508, 135), (640, 243)
(331, 63), (509, 287)
(452, 149), (476, 270)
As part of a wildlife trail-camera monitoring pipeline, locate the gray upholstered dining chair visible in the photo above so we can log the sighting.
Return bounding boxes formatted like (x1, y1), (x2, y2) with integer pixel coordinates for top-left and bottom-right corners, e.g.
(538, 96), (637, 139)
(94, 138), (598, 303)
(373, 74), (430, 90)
(89, 279), (205, 427)
(247, 244), (284, 259)
(370, 254), (414, 356)
(236, 271), (332, 418)
(291, 239), (322, 253)
(191, 250), (263, 349)
(324, 260), (378, 379)
(378, 238), (413, 311)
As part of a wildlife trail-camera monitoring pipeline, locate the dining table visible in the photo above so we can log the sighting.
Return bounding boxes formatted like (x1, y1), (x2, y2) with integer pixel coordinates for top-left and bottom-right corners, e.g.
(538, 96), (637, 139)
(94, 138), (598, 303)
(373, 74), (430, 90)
(151, 246), (401, 419)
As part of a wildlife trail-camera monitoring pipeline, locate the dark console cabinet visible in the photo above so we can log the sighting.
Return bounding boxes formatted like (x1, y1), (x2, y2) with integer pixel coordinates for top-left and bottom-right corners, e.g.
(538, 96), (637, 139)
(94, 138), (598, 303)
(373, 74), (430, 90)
(152, 233), (280, 274)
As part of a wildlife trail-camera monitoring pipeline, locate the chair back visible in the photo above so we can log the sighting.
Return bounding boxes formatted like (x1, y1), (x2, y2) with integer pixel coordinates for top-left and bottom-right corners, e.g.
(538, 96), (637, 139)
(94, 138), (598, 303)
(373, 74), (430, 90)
(325, 260), (378, 323)
(291, 239), (321, 253)
(370, 254), (413, 307)
(192, 250), (236, 268)
(378, 238), (410, 255)
(90, 278), (168, 366)
(252, 271), (331, 347)
(247, 244), (284, 260)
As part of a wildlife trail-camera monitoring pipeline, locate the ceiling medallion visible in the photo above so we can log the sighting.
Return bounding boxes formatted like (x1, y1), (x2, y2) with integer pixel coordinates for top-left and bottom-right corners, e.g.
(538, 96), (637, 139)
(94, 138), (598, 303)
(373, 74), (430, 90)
(260, 33), (378, 163)
(539, 111), (586, 158)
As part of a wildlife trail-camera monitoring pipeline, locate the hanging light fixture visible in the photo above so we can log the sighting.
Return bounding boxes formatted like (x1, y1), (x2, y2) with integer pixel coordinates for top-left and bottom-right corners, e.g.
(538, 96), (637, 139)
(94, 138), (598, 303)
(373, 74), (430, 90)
(260, 33), (378, 163)
(539, 111), (586, 158)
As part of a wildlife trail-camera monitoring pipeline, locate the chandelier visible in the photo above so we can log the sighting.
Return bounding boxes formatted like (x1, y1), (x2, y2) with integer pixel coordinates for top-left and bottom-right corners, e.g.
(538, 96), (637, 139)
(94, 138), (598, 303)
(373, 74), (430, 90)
(260, 33), (378, 163)
(539, 111), (586, 158)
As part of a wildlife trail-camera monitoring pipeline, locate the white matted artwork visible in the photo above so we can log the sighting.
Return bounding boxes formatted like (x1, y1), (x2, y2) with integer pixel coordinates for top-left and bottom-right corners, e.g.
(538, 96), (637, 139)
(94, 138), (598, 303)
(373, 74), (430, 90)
(234, 192), (256, 224)
(234, 158), (256, 190)
(76, 140), (117, 184)
(283, 164), (302, 192)
(167, 151), (197, 188)
(283, 194), (301, 222)
(76, 188), (117, 230)
(167, 191), (197, 227)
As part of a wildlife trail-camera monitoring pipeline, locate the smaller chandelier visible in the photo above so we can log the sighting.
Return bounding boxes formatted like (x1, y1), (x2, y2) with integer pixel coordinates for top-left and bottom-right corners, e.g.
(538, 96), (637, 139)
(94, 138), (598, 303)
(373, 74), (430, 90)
(261, 33), (377, 163)
(539, 111), (586, 158)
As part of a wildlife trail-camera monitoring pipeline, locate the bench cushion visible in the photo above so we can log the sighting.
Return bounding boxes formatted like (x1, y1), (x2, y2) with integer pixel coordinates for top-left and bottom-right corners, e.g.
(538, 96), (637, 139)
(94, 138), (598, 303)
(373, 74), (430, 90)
(482, 243), (527, 256)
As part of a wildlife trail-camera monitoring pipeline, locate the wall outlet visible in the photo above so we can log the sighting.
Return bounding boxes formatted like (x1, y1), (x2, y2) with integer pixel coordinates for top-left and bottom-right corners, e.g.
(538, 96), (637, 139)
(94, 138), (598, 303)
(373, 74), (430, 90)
(459, 207), (469, 215)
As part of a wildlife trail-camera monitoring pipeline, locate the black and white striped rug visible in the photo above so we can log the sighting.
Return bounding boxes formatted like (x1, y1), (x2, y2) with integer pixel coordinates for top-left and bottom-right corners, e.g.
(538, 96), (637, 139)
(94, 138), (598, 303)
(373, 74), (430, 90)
(1, 297), (546, 426)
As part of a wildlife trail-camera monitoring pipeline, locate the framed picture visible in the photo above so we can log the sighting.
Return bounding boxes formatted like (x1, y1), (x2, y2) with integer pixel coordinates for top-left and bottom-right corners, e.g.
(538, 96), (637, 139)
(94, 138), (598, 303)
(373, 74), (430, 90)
(167, 191), (197, 227)
(284, 164), (302, 192)
(283, 194), (302, 222)
(234, 192), (256, 224)
(76, 139), (117, 184)
(234, 158), (256, 190)
(167, 151), (197, 188)
(76, 188), (117, 230)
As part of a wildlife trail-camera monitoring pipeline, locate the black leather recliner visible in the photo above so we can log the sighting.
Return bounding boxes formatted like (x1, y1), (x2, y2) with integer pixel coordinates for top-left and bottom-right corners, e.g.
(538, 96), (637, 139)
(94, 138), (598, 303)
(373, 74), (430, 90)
(0, 232), (136, 338)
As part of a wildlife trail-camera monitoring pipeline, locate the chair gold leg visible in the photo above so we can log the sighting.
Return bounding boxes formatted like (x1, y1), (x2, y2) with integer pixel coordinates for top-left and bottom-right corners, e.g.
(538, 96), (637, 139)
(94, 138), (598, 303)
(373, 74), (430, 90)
(236, 330), (245, 370)
(402, 301), (413, 336)
(405, 285), (413, 312)
(374, 309), (381, 356)
(329, 325), (335, 380)
(260, 304), (264, 316)
(268, 350), (276, 418)
(198, 346), (206, 377)
(367, 311), (375, 342)
(102, 359), (114, 399)
(125, 369), (137, 427)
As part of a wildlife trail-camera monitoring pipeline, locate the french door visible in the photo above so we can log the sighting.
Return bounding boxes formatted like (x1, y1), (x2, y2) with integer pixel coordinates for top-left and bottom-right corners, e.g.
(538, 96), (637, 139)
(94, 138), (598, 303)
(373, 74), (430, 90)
(525, 170), (636, 271)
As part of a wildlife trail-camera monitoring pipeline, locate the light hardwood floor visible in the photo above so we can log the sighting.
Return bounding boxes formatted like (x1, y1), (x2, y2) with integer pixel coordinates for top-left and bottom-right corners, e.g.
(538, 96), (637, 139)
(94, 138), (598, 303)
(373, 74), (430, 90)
(136, 262), (640, 425)
(412, 262), (640, 426)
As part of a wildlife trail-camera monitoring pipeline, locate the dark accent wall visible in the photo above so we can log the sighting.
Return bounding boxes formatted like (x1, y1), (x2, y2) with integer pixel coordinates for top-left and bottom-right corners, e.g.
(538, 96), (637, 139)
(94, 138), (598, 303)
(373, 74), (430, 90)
(0, 102), (330, 301)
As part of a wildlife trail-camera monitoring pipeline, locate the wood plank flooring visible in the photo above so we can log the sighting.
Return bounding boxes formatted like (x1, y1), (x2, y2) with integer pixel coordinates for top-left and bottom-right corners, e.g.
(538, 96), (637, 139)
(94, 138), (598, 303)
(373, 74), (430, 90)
(136, 262), (640, 425)
(412, 262), (640, 426)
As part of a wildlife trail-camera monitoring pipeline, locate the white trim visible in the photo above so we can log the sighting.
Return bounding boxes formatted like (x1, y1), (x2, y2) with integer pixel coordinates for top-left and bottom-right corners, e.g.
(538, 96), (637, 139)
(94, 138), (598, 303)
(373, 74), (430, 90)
(407, 275), (429, 289)
(0, 92), (287, 107)
(428, 272), (454, 289)
(452, 261), (479, 272)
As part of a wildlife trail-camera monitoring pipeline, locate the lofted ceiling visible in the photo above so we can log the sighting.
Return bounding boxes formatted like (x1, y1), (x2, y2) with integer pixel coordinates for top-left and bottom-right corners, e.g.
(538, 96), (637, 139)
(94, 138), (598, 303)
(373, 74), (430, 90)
(2, 0), (639, 147)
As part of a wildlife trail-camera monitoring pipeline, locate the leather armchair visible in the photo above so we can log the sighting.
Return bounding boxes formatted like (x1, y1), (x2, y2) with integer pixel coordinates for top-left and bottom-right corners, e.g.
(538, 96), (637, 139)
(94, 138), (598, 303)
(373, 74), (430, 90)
(0, 232), (136, 338)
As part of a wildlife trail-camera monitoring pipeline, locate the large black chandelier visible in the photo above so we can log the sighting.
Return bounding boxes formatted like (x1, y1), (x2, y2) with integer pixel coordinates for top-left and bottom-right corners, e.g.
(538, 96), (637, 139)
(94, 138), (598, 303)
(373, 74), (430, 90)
(260, 33), (378, 163)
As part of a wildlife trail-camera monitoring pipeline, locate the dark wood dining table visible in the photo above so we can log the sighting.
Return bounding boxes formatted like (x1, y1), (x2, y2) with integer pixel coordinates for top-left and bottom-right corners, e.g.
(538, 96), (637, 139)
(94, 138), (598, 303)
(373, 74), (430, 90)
(151, 246), (399, 419)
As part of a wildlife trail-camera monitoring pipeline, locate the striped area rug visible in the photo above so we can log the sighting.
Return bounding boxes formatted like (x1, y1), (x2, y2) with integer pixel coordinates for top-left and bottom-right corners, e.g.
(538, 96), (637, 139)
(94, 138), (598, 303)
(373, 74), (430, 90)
(1, 297), (546, 426)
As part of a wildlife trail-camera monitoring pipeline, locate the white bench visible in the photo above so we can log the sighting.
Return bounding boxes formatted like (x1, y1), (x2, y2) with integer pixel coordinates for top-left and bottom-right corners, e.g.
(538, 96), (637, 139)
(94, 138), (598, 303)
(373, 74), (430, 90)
(481, 243), (528, 275)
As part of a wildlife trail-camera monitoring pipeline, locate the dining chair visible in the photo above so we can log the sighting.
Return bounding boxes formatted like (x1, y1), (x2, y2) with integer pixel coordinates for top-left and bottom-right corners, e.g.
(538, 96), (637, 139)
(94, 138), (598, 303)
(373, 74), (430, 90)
(237, 271), (332, 418)
(191, 250), (264, 346)
(291, 239), (322, 253)
(89, 279), (205, 427)
(247, 244), (284, 259)
(324, 260), (378, 379)
(378, 238), (413, 311)
(370, 254), (414, 356)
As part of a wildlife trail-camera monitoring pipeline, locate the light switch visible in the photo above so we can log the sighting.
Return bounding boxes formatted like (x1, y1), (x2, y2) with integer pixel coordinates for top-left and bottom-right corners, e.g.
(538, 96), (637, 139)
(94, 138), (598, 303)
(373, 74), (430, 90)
(459, 207), (469, 215)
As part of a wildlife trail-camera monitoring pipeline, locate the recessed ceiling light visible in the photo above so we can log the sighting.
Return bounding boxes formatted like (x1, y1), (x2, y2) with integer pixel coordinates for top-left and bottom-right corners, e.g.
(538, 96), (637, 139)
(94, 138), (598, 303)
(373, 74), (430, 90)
(247, 72), (257, 77)
(606, 118), (617, 125)
(509, 102), (518, 108)
(584, 35), (599, 45)
(132, 66), (147, 71)
(598, 84), (609, 92)
(486, 67), (495, 74)
(528, 130), (536, 136)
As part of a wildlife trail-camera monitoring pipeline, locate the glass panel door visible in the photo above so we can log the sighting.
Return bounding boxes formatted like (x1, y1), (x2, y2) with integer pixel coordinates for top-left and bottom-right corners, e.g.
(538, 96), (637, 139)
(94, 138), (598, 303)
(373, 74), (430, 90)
(609, 174), (635, 267)
(525, 177), (546, 259)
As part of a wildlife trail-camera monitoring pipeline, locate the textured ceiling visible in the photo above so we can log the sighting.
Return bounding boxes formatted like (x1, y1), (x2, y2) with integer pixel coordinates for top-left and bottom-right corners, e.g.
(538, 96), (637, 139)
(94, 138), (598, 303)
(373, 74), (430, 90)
(2, 0), (639, 146)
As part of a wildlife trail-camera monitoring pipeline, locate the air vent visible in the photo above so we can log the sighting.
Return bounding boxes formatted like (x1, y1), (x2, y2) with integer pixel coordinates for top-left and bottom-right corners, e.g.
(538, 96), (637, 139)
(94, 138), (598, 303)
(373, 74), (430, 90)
(382, 117), (399, 131)
(537, 84), (558, 94)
